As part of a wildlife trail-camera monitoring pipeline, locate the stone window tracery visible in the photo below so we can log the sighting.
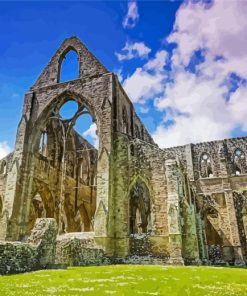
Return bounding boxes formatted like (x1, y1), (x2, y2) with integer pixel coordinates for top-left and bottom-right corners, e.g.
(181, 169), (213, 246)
(233, 148), (247, 175)
(200, 152), (213, 178)
(39, 131), (47, 157)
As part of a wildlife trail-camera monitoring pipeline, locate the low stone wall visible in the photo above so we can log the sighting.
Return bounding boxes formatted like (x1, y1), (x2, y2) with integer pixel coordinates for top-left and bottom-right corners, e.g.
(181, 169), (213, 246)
(55, 232), (107, 266)
(0, 242), (37, 274)
(0, 218), (57, 275)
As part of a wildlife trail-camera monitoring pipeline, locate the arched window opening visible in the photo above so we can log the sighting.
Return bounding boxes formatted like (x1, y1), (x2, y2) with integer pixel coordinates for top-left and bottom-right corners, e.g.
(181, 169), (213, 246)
(122, 107), (128, 134)
(32, 193), (46, 218)
(0, 161), (7, 175)
(208, 168), (213, 178)
(195, 194), (222, 261)
(129, 179), (151, 234)
(73, 110), (98, 233)
(236, 167), (241, 176)
(39, 131), (47, 157)
(75, 204), (91, 232)
(35, 99), (98, 234)
(59, 100), (78, 119)
(38, 124), (57, 166)
(59, 50), (79, 83)
(28, 193), (46, 234)
(56, 102), (98, 233)
(233, 148), (246, 175)
(28, 184), (55, 234)
(79, 157), (90, 185)
(200, 153), (213, 178)
(75, 112), (99, 149)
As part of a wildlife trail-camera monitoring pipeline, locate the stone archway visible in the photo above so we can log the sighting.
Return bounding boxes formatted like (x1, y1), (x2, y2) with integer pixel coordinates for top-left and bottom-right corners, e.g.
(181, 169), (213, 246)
(129, 178), (151, 234)
(1, 37), (111, 251)
(29, 95), (99, 235)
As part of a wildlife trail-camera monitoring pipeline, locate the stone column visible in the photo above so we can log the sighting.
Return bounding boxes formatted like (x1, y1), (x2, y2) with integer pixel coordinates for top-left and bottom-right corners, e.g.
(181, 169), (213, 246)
(165, 159), (184, 265)
(185, 144), (195, 181)
(218, 142), (228, 178)
(224, 189), (244, 262)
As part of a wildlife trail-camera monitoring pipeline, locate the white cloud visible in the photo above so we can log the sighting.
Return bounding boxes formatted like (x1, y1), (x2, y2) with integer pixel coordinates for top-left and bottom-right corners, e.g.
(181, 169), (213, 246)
(122, 0), (139, 29)
(140, 106), (149, 114)
(120, 1), (247, 148)
(129, 0), (247, 148)
(82, 123), (99, 149)
(144, 50), (168, 73)
(168, 0), (247, 77)
(123, 67), (164, 104)
(116, 42), (151, 61)
(0, 141), (11, 160)
(123, 49), (168, 103)
(153, 70), (233, 148)
(115, 68), (124, 83)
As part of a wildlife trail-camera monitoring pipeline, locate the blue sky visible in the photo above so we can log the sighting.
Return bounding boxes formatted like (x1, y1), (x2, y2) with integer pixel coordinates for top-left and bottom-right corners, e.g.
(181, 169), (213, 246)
(1, 0), (247, 157)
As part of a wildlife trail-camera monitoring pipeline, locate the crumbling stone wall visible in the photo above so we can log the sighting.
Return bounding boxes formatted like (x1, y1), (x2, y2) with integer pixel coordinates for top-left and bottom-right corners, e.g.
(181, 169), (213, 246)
(0, 242), (37, 275)
(55, 232), (106, 266)
(0, 218), (57, 274)
(163, 137), (247, 264)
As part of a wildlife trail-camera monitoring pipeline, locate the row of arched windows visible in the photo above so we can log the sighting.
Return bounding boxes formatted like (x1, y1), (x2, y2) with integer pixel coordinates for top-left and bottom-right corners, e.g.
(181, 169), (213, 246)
(199, 148), (247, 178)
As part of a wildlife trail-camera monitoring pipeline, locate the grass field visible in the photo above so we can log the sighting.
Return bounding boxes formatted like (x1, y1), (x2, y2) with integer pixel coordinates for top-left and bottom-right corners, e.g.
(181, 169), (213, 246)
(0, 265), (247, 296)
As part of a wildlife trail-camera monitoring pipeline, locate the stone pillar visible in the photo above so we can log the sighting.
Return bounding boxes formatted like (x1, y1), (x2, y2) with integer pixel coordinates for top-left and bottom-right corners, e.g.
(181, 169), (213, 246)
(224, 189), (244, 261)
(218, 142), (228, 178)
(185, 144), (195, 181)
(0, 92), (35, 241)
(180, 202), (200, 263)
(0, 118), (29, 239)
(165, 159), (184, 265)
(195, 213), (208, 260)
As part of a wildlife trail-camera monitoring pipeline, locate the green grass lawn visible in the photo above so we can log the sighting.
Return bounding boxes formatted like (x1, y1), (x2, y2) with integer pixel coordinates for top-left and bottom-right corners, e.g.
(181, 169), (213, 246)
(0, 265), (247, 296)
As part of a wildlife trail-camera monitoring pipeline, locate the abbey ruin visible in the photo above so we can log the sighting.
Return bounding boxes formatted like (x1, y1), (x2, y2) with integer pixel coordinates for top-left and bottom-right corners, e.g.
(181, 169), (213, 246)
(0, 37), (246, 273)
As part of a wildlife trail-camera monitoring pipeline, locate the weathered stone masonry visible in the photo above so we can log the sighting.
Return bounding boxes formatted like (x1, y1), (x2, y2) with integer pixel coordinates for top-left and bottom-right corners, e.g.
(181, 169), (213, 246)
(0, 37), (246, 271)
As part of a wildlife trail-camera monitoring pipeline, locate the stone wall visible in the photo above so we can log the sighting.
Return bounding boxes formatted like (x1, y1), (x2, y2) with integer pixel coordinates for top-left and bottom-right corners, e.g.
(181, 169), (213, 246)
(0, 242), (37, 274)
(163, 137), (247, 263)
(0, 152), (13, 213)
(55, 232), (106, 266)
(0, 218), (57, 274)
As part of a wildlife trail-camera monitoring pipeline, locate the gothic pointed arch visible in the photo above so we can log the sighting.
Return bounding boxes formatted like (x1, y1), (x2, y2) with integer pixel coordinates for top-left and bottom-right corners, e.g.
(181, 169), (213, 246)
(58, 48), (79, 83)
(33, 36), (108, 89)
(129, 177), (151, 234)
(233, 148), (247, 175)
(200, 152), (213, 178)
